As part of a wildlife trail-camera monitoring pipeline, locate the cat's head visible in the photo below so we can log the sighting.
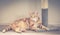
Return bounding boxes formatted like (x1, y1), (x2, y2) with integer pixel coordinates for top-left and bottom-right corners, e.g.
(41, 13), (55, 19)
(29, 11), (39, 18)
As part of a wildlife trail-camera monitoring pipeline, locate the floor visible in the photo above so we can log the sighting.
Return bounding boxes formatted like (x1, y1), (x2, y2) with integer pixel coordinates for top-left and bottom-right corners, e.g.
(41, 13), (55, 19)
(0, 31), (60, 35)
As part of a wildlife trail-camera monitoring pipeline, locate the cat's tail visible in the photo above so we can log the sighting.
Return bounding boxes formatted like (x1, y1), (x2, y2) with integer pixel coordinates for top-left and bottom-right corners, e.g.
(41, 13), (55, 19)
(2, 25), (11, 33)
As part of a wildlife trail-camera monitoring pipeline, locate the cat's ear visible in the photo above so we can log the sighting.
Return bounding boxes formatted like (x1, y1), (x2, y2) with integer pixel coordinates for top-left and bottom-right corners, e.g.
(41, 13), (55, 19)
(34, 11), (38, 14)
(29, 12), (33, 16)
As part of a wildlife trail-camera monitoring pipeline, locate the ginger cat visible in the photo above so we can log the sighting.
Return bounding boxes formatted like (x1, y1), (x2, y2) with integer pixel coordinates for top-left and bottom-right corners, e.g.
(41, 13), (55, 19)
(2, 12), (49, 33)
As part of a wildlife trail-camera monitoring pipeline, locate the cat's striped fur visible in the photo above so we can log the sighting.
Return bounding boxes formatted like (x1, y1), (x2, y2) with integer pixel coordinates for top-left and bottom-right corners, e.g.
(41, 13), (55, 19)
(2, 12), (49, 33)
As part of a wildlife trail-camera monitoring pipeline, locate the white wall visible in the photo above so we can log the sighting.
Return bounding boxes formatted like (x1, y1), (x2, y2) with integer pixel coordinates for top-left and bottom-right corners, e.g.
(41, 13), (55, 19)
(48, 0), (60, 26)
(0, 0), (41, 25)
